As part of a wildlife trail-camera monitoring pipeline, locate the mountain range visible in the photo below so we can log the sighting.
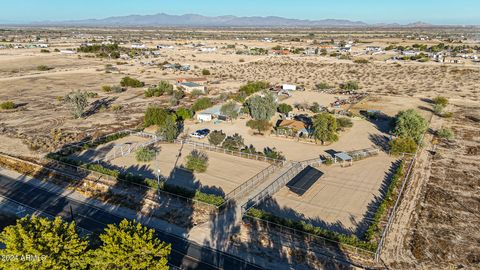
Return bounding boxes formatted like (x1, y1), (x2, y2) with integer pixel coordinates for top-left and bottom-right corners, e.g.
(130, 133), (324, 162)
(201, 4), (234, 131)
(31, 13), (435, 28)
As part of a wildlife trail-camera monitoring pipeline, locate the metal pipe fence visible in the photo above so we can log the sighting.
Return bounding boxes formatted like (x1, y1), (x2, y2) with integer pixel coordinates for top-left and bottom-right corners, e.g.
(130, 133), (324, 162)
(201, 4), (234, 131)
(174, 139), (285, 166)
(225, 163), (280, 201)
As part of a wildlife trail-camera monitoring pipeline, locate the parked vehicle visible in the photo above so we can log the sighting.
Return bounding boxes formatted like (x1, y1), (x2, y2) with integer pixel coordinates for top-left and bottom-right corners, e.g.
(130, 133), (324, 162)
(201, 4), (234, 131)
(189, 129), (210, 139)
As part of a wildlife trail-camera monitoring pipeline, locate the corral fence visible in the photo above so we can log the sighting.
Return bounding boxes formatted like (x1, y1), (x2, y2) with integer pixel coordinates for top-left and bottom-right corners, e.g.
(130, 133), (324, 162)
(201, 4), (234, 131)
(174, 139), (286, 166)
(374, 112), (434, 262)
(91, 133), (163, 163)
(346, 147), (380, 161)
(225, 163), (281, 201)
(241, 157), (324, 216)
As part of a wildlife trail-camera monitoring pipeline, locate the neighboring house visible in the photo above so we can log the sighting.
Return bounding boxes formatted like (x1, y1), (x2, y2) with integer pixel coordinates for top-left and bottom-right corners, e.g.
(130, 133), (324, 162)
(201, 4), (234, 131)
(276, 119), (311, 137)
(157, 44), (174, 49)
(401, 50), (420, 56)
(178, 82), (206, 94)
(131, 44), (145, 49)
(60, 50), (76, 54)
(338, 47), (351, 53)
(365, 46), (382, 52)
(176, 77), (208, 85)
(281, 84), (297, 91)
(195, 103), (241, 122)
(200, 47), (217, 52)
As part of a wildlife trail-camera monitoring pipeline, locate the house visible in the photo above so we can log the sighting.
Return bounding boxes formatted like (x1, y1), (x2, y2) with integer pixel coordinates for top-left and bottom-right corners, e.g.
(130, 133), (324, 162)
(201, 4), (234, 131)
(156, 44), (174, 49)
(176, 77), (208, 85)
(276, 119), (311, 137)
(281, 84), (297, 91)
(200, 47), (217, 53)
(401, 50), (420, 57)
(60, 50), (76, 54)
(196, 103), (241, 122)
(178, 82), (206, 94)
(338, 47), (351, 53)
(365, 46), (382, 53)
(131, 44), (145, 49)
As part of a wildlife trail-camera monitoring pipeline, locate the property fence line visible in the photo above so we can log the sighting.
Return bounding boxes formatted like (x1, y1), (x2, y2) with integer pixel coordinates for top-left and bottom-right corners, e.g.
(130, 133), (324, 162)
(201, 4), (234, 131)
(56, 129), (137, 154)
(0, 152), (219, 212)
(374, 112), (434, 262)
(174, 139), (285, 165)
(244, 215), (376, 259)
(346, 147), (380, 161)
(225, 163), (280, 201)
(92, 133), (162, 163)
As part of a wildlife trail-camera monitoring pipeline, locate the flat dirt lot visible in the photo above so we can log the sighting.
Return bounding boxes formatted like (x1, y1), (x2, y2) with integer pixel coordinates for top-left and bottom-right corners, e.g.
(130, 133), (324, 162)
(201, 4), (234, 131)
(260, 153), (398, 236)
(186, 116), (390, 161)
(71, 136), (269, 196)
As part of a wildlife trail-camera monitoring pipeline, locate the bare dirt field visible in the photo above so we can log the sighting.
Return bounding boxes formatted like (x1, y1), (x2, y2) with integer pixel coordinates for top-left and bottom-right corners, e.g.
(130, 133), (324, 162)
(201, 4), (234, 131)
(69, 136), (270, 196)
(260, 153), (398, 236)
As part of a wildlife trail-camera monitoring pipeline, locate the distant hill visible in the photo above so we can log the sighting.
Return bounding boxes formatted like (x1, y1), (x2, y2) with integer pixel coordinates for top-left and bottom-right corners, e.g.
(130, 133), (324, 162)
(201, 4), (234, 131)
(33, 13), (369, 27)
(28, 13), (443, 28)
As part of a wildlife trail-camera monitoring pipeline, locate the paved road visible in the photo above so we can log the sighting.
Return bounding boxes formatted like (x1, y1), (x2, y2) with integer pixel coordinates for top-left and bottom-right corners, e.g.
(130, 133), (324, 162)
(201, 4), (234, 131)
(0, 173), (264, 270)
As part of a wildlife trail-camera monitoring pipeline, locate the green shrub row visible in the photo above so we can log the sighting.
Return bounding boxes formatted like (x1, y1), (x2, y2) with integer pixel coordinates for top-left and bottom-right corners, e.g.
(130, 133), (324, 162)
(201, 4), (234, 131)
(46, 153), (225, 206)
(363, 160), (405, 241)
(246, 208), (377, 252)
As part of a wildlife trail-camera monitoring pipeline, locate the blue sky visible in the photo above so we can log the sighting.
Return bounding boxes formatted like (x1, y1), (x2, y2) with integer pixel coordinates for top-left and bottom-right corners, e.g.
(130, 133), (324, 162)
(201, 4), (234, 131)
(2, 0), (479, 25)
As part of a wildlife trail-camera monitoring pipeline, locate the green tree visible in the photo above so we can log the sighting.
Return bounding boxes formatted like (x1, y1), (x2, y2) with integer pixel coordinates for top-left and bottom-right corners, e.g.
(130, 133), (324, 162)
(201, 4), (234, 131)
(222, 133), (244, 150)
(191, 97), (213, 112)
(64, 90), (89, 119)
(277, 103), (293, 114)
(144, 106), (170, 127)
(0, 216), (88, 270)
(245, 92), (277, 121)
(208, 130), (226, 146)
(247, 119), (271, 135)
(220, 101), (239, 120)
(336, 117), (353, 130)
(176, 107), (193, 121)
(185, 150), (209, 172)
(156, 115), (178, 142)
(120, 76), (144, 88)
(91, 219), (170, 270)
(339, 81), (359, 91)
(135, 147), (156, 162)
(389, 137), (417, 154)
(393, 109), (428, 143)
(312, 112), (338, 144)
(239, 81), (270, 96)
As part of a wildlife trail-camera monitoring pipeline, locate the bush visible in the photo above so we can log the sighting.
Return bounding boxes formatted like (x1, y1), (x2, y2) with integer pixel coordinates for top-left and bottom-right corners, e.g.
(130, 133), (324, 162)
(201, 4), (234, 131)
(185, 150), (209, 173)
(64, 90), (88, 118)
(336, 117), (353, 130)
(433, 104), (444, 115)
(393, 109), (428, 143)
(145, 81), (173, 97)
(389, 137), (417, 154)
(40, 49), (50, 53)
(309, 102), (321, 113)
(263, 147), (285, 161)
(175, 107), (193, 121)
(201, 69), (211, 75)
(277, 103), (293, 114)
(247, 119), (271, 134)
(353, 58), (369, 64)
(37, 65), (53, 71)
(144, 106), (170, 127)
(0, 101), (16, 110)
(222, 133), (245, 150)
(208, 130), (226, 146)
(437, 128), (454, 140)
(135, 147), (156, 162)
(120, 76), (144, 88)
(191, 97), (213, 112)
(339, 81), (359, 91)
(432, 96), (448, 107)
(239, 81), (270, 96)
(102, 85), (112, 92)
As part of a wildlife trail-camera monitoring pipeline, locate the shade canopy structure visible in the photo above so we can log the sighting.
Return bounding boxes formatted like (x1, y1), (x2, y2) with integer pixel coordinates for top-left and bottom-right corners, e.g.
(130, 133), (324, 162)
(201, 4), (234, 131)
(333, 152), (353, 166)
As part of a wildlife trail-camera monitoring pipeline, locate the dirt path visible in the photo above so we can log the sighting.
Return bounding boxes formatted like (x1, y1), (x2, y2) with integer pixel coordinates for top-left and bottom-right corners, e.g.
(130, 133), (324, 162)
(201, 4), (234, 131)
(380, 113), (442, 268)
